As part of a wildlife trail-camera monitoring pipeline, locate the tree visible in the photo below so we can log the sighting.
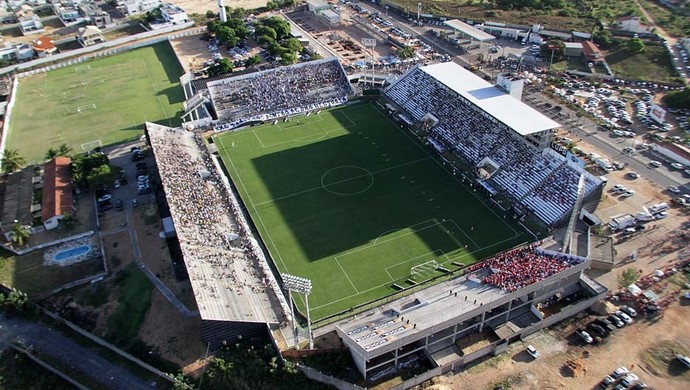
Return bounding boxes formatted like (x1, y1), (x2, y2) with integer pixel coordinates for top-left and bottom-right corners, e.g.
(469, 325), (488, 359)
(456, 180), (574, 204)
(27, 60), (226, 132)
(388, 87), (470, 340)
(45, 143), (73, 160)
(0, 288), (29, 313)
(71, 152), (109, 188)
(592, 29), (613, 48)
(617, 267), (639, 288)
(87, 164), (116, 188)
(662, 87), (690, 109)
(9, 223), (31, 247)
(259, 17), (291, 41)
(216, 26), (239, 47)
(144, 6), (162, 24)
(540, 39), (566, 63)
(208, 58), (234, 76)
(244, 55), (261, 67)
(207, 20), (222, 34)
(225, 18), (249, 39)
(626, 37), (645, 53)
(255, 25), (277, 42)
(283, 38), (303, 54)
(396, 45), (416, 59)
(1, 148), (25, 173)
(280, 51), (297, 65)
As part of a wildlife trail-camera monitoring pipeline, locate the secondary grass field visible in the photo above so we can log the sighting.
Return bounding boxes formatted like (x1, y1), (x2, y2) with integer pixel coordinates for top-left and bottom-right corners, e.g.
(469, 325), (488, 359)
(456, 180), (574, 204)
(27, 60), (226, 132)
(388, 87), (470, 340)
(215, 104), (530, 321)
(7, 41), (185, 163)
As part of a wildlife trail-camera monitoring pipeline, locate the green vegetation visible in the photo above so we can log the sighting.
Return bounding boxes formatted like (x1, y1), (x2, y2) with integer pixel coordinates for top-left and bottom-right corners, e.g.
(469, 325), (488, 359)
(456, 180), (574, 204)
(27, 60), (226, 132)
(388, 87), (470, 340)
(199, 340), (325, 390)
(626, 37), (645, 53)
(663, 88), (690, 109)
(0, 248), (104, 295)
(215, 104), (527, 320)
(617, 267), (639, 288)
(0, 349), (74, 390)
(396, 45), (416, 59)
(1, 148), (25, 173)
(44, 143), (73, 161)
(540, 39), (566, 62)
(637, 0), (690, 37)
(8, 42), (184, 164)
(254, 16), (302, 65)
(8, 223), (31, 247)
(606, 44), (677, 83)
(640, 340), (690, 380)
(106, 263), (153, 348)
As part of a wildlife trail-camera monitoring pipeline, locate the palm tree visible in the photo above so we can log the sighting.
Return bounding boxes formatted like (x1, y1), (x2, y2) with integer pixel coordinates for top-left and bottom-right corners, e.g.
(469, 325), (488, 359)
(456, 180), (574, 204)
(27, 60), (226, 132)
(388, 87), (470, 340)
(57, 143), (73, 156)
(45, 148), (58, 160)
(1, 149), (25, 173)
(9, 223), (31, 246)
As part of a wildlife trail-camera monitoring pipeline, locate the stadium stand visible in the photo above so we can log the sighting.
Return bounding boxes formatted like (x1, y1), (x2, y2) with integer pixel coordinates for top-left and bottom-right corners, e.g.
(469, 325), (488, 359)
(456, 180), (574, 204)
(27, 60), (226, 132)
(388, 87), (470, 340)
(146, 123), (290, 326)
(208, 58), (353, 131)
(384, 64), (601, 226)
(465, 246), (586, 292)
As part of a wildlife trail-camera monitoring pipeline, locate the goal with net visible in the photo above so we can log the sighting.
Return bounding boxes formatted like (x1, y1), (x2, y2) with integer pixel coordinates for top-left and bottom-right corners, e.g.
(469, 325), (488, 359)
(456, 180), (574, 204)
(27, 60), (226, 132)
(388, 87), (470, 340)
(410, 260), (440, 283)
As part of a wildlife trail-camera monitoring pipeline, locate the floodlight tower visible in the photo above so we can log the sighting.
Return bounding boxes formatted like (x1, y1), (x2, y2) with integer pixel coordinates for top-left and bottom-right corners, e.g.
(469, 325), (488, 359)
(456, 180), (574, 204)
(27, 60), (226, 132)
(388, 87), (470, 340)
(218, 0), (227, 23)
(282, 273), (314, 349)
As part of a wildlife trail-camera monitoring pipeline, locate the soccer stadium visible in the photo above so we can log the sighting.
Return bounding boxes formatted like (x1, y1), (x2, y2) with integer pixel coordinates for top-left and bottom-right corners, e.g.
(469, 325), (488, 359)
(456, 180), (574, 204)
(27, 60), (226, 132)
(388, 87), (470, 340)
(146, 56), (608, 381)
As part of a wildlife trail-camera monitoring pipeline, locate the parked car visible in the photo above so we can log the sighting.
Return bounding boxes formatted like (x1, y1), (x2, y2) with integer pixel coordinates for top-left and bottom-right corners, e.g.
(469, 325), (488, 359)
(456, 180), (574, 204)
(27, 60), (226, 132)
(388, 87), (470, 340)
(576, 328), (593, 344)
(649, 160), (662, 167)
(621, 373), (639, 387)
(626, 171), (639, 179)
(615, 311), (633, 324)
(526, 345), (539, 359)
(608, 315), (625, 328)
(677, 354), (690, 368)
(588, 323), (608, 337)
(600, 375), (616, 388)
(620, 305), (638, 317)
(115, 199), (123, 211)
(670, 162), (685, 169)
(612, 366), (629, 379)
(668, 186), (681, 194)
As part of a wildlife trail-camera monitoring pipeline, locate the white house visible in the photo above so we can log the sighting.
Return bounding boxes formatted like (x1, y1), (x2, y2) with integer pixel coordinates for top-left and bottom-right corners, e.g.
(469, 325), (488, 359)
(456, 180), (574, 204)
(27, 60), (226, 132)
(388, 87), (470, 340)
(617, 16), (651, 34)
(54, 2), (84, 26)
(77, 25), (105, 47)
(160, 3), (187, 24)
(15, 5), (44, 35)
(117, 0), (161, 15)
(0, 41), (33, 61)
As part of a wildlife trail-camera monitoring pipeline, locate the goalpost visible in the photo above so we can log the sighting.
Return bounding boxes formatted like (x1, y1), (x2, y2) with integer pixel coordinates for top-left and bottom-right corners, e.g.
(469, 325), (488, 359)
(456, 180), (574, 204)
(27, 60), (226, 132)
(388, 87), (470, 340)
(74, 65), (91, 72)
(410, 260), (440, 282)
(75, 103), (97, 113)
(81, 139), (102, 152)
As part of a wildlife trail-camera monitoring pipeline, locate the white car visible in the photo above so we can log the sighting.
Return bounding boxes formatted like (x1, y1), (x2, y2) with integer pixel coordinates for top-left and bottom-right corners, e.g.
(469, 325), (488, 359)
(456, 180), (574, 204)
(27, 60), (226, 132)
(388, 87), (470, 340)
(615, 311), (633, 324)
(655, 211), (668, 219)
(649, 160), (662, 167)
(612, 366), (629, 378)
(621, 373), (639, 387)
(668, 186), (681, 194)
(526, 345), (539, 359)
(671, 162), (685, 169)
(620, 305), (638, 317)
(622, 190), (635, 198)
(678, 354), (690, 368)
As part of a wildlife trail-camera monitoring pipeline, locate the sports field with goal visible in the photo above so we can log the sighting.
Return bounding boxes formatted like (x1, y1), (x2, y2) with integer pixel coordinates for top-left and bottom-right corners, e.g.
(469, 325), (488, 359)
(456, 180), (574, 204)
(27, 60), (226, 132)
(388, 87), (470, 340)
(7, 41), (185, 163)
(215, 103), (530, 321)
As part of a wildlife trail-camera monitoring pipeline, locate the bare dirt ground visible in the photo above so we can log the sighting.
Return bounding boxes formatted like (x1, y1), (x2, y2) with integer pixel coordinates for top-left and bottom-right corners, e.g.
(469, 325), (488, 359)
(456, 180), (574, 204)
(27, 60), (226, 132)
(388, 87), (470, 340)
(434, 302), (690, 390)
(170, 34), (212, 73)
(169, 0), (267, 16)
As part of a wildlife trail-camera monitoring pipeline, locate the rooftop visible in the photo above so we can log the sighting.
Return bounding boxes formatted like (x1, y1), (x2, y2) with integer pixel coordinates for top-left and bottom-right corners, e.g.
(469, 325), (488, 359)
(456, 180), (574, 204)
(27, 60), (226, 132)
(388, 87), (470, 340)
(33, 36), (55, 51)
(0, 167), (34, 228)
(42, 156), (72, 221)
(420, 62), (560, 135)
(444, 19), (495, 42)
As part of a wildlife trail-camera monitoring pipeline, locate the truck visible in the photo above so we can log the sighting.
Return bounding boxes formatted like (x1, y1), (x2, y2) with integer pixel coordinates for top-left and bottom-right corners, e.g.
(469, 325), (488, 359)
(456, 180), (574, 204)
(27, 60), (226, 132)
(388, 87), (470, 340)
(594, 157), (614, 172)
(608, 214), (636, 231)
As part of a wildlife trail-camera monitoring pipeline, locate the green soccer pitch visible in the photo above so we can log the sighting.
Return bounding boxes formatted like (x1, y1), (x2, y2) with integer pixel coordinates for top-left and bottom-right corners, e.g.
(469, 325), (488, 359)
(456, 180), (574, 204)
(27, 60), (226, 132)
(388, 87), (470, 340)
(7, 41), (185, 163)
(214, 103), (531, 321)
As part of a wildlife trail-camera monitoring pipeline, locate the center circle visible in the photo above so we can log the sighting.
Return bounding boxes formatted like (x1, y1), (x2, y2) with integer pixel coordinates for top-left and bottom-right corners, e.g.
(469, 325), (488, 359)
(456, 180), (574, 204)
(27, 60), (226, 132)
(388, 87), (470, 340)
(321, 166), (374, 196)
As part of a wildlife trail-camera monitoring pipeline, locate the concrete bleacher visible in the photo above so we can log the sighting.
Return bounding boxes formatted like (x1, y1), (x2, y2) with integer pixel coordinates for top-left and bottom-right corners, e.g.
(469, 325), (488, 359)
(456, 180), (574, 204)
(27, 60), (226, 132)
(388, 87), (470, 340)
(384, 66), (601, 226)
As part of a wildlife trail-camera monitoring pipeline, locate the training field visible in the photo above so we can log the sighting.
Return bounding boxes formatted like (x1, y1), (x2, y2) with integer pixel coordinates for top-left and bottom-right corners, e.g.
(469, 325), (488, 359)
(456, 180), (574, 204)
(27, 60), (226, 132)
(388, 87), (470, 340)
(215, 104), (529, 321)
(7, 42), (184, 163)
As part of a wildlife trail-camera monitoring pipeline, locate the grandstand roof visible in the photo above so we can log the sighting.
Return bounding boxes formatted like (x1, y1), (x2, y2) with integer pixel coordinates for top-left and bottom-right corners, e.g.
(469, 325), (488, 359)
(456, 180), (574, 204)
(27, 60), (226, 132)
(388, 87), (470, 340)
(444, 19), (495, 42)
(420, 63), (560, 135)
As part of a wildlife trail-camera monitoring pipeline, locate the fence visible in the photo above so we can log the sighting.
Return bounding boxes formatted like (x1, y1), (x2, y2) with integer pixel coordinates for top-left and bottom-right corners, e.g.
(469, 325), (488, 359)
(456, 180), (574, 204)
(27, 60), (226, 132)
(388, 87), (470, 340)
(297, 364), (367, 390)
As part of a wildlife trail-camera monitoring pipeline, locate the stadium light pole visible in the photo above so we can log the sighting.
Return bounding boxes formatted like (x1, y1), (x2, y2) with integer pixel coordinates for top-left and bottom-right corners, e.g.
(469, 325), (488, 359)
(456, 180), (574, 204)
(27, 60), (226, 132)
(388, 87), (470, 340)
(281, 273), (313, 349)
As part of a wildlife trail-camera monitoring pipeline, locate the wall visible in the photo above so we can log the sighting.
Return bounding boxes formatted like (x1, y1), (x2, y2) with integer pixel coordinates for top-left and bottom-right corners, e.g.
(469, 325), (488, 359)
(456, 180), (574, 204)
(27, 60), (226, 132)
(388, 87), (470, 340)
(297, 364), (367, 390)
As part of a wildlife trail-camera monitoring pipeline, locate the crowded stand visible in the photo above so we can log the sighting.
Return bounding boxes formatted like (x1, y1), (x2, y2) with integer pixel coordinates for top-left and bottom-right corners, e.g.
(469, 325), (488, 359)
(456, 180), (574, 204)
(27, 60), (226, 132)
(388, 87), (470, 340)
(465, 246), (586, 293)
(147, 123), (290, 323)
(209, 58), (352, 131)
(384, 66), (601, 226)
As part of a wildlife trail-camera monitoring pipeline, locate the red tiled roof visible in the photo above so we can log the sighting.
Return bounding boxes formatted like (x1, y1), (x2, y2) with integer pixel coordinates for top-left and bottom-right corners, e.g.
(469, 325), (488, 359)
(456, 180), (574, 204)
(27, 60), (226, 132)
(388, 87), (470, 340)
(42, 156), (73, 221)
(33, 36), (55, 51)
(581, 41), (602, 61)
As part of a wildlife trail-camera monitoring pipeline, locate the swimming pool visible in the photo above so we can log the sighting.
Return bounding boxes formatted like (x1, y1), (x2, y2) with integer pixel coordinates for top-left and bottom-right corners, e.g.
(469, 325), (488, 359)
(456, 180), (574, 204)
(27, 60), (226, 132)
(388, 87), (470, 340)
(53, 245), (91, 262)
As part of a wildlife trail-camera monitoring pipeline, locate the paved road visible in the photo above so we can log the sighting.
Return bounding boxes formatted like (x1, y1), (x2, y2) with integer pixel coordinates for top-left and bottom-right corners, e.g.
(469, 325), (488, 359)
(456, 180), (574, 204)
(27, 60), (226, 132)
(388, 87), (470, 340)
(521, 90), (690, 195)
(0, 315), (153, 390)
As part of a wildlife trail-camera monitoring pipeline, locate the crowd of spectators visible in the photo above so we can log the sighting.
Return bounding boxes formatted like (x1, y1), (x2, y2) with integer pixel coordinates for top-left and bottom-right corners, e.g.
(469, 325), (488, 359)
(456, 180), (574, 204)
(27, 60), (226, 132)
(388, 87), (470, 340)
(209, 58), (352, 131)
(147, 123), (290, 323)
(384, 66), (600, 226)
(465, 245), (586, 293)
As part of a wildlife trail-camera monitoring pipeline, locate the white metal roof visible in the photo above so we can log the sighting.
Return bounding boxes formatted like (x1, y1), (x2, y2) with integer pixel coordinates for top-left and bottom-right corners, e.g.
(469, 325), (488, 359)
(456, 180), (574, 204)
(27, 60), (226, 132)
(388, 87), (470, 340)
(420, 63), (560, 135)
(444, 19), (495, 42)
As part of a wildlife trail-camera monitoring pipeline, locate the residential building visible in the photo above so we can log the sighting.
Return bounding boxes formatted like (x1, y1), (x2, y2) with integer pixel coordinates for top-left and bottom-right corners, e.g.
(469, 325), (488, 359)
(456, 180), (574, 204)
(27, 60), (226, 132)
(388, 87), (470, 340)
(14, 5), (43, 35)
(617, 16), (651, 34)
(582, 40), (604, 63)
(0, 3), (16, 24)
(79, 2), (112, 28)
(681, 37), (690, 54)
(42, 156), (73, 230)
(160, 3), (187, 24)
(0, 41), (34, 61)
(0, 166), (35, 242)
(76, 25), (104, 47)
(117, 0), (161, 15)
(54, 2), (83, 26)
(32, 35), (56, 57)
